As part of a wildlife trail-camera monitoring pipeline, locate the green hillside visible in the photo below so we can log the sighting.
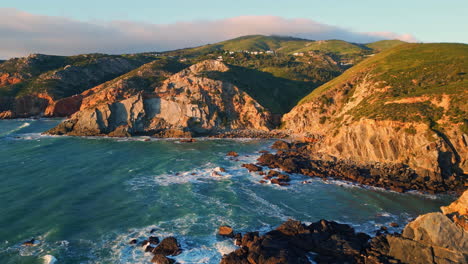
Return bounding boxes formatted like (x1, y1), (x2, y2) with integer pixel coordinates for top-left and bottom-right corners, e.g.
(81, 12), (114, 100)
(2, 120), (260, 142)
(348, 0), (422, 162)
(365, 40), (407, 51)
(299, 43), (468, 125)
(166, 35), (374, 57)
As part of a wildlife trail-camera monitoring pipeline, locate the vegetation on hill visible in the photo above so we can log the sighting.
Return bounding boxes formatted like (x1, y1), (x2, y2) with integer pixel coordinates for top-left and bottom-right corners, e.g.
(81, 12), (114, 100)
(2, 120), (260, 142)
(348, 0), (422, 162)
(0, 53), (157, 98)
(365, 40), (407, 51)
(165, 35), (378, 63)
(299, 43), (468, 127)
(92, 58), (189, 94)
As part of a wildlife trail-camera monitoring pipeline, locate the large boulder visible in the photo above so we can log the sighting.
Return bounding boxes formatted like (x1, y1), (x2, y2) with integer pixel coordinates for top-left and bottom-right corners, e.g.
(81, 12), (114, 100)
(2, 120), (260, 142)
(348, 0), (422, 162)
(383, 191), (468, 264)
(152, 237), (182, 256)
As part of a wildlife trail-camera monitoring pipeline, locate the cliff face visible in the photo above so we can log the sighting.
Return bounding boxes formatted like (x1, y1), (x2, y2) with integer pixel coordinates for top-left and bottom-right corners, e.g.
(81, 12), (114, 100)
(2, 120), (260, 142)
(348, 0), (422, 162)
(283, 43), (468, 182)
(47, 60), (272, 137)
(0, 54), (154, 118)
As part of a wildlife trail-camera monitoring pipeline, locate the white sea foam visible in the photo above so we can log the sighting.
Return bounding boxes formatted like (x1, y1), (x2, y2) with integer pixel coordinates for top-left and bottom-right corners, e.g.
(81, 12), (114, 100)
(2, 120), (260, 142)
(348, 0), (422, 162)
(42, 255), (57, 264)
(109, 215), (242, 264)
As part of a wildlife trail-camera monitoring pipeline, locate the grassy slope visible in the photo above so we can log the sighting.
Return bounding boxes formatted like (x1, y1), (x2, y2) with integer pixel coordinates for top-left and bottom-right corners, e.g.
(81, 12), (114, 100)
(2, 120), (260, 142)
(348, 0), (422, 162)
(298, 43), (468, 126)
(365, 40), (406, 51)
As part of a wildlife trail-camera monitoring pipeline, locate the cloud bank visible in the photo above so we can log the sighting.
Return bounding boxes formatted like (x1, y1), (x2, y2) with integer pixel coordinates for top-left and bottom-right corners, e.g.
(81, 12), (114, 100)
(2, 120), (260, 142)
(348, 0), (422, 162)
(0, 8), (416, 59)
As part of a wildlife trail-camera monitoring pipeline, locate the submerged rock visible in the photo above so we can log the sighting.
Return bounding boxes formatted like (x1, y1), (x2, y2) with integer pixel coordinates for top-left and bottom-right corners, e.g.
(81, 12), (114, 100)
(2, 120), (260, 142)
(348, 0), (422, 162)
(22, 238), (38, 246)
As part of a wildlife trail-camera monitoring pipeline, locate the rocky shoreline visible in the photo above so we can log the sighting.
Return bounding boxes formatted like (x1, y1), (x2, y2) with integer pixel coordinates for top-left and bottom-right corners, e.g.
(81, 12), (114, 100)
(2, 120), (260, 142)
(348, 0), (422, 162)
(219, 189), (467, 264)
(244, 140), (466, 195)
(133, 191), (467, 264)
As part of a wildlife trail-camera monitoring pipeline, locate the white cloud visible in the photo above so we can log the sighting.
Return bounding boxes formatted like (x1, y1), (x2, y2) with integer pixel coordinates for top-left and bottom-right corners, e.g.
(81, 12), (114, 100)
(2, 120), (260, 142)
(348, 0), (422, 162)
(0, 8), (417, 59)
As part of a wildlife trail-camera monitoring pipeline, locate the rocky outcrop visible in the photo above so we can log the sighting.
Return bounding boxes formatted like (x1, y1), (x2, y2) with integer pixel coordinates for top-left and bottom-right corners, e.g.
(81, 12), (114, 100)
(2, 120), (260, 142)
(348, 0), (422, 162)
(47, 60), (273, 137)
(282, 43), (468, 186)
(254, 141), (465, 194)
(219, 191), (468, 264)
(373, 190), (468, 264)
(220, 219), (371, 264)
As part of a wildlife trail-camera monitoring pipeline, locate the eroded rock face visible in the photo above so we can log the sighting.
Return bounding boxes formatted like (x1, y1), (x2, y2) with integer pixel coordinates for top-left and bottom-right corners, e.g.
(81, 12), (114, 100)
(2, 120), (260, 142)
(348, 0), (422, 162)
(256, 140), (464, 194)
(47, 60), (273, 137)
(283, 81), (467, 185)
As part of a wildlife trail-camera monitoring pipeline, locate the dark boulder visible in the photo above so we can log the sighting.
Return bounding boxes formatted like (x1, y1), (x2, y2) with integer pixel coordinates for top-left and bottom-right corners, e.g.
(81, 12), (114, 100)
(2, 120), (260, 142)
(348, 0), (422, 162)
(242, 163), (262, 172)
(149, 236), (160, 244)
(151, 254), (175, 264)
(152, 237), (182, 256)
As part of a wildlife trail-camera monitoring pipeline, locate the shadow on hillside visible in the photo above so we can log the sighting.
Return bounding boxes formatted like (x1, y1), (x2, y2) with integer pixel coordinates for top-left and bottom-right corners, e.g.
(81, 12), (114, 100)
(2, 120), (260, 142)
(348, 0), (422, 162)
(204, 65), (318, 114)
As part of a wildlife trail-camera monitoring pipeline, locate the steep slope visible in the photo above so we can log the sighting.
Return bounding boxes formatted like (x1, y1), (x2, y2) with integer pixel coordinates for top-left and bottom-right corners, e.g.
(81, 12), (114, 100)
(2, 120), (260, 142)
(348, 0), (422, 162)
(47, 60), (273, 137)
(283, 43), (468, 183)
(0, 53), (156, 118)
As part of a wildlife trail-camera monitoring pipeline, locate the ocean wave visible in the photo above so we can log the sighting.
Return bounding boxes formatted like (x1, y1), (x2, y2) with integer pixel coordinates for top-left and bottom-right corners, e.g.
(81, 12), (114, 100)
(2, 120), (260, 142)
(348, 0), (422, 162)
(0, 122), (30, 137)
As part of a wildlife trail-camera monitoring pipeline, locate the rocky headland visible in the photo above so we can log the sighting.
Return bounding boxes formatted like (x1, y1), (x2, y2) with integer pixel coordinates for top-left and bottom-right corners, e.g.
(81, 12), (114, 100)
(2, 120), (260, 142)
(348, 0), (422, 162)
(46, 60), (274, 137)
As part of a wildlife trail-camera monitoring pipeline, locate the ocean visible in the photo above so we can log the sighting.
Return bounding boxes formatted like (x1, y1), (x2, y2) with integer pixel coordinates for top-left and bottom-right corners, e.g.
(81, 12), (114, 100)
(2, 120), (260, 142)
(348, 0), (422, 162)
(0, 119), (453, 264)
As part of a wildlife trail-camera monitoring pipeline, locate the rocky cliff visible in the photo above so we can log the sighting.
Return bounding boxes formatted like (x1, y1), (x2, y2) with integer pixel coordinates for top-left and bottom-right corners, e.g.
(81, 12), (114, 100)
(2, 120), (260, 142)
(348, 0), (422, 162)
(47, 60), (273, 137)
(0, 54), (155, 118)
(283, 43), (468, 184)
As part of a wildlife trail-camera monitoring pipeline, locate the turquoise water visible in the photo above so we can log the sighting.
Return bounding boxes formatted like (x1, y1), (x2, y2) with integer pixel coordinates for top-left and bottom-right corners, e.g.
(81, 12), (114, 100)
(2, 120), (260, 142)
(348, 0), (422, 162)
(0, 119), (453, 264)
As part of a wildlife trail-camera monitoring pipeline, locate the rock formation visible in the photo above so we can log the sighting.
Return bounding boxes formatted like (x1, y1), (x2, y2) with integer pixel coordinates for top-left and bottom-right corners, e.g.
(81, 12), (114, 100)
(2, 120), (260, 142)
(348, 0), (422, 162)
(282, 43), (468, 185)
(254, 140), (465, 193)
(47, 60), (273, 137)
(371, 190), (468, 264)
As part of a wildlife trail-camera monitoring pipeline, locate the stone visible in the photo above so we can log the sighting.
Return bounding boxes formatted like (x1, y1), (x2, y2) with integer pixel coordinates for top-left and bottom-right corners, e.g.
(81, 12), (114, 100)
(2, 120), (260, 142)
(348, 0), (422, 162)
(22, 239), (37, 246)
(241, 163), (262, 172)
(151, 254), (175, 264)
(152, 237), (181, 256)
(271, 140), (291, 150)
(387, 235), (434, 264)
(149, 236), (160, 244)
(227, 151), (239, 157)
(441, 190), (468, 216)
(219, 225), (234, 237)
(402, 212), (468, 253)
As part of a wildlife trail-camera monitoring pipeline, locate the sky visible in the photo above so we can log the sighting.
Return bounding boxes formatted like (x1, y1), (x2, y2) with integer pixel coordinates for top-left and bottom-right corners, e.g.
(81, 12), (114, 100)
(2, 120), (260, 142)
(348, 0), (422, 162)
(1, 0), (467, 59)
